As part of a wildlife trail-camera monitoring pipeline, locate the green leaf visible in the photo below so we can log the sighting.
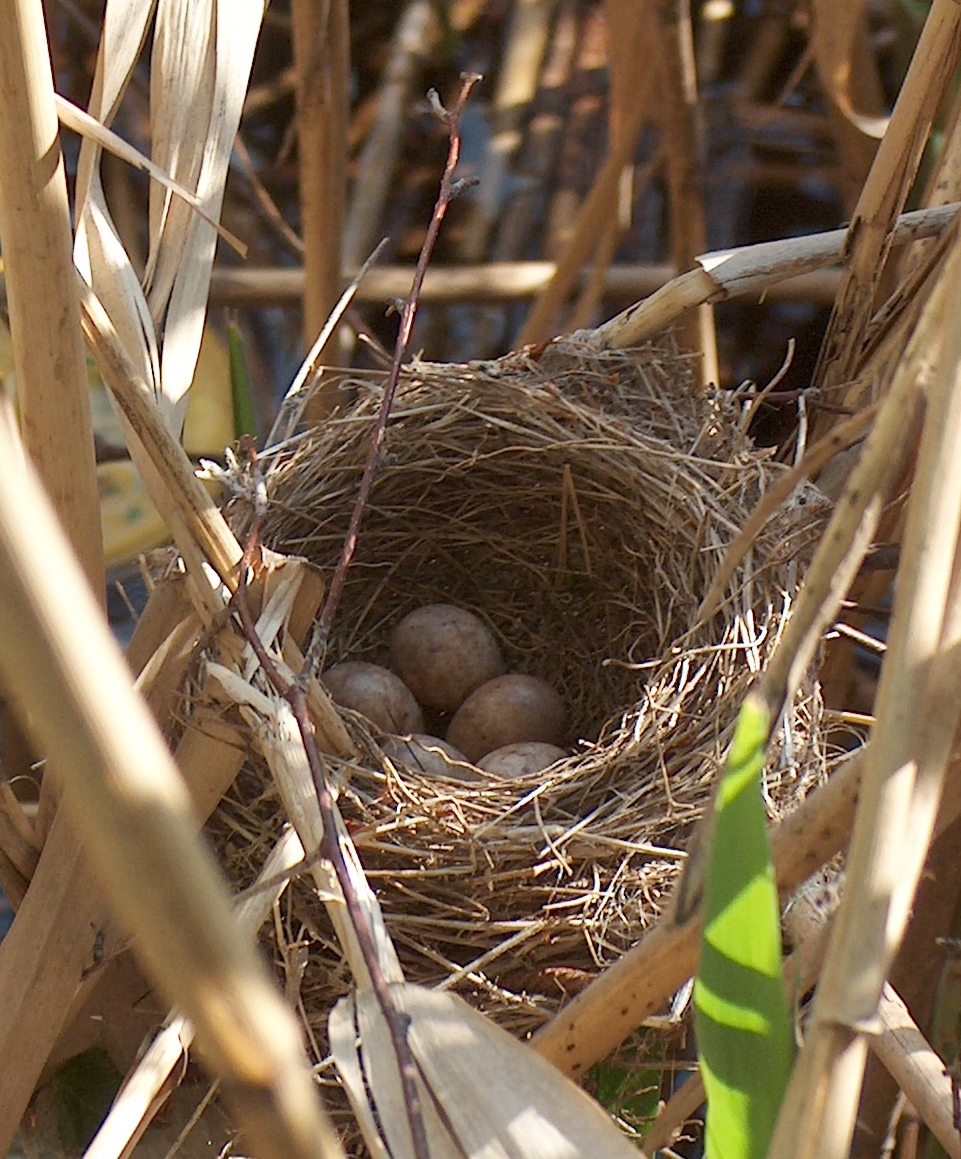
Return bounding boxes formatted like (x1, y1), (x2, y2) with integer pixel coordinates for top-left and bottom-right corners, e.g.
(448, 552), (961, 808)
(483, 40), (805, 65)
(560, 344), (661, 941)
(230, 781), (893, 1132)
(53, 1047), (123, 1154)
(587, 1038), (664, 1131)
(694, 693), (794, 1159)
(227, 318), (258, 440)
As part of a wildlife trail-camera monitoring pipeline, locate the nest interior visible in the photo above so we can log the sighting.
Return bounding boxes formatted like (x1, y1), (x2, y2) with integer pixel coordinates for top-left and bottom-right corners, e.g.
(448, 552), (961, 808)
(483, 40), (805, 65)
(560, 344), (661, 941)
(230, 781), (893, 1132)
(213, 339), (835, 1043)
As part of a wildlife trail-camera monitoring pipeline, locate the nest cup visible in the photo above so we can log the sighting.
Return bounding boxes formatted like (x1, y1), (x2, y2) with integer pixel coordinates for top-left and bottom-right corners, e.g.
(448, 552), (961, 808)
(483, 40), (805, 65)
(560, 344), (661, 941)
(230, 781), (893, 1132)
(218, 339), (832, 1038)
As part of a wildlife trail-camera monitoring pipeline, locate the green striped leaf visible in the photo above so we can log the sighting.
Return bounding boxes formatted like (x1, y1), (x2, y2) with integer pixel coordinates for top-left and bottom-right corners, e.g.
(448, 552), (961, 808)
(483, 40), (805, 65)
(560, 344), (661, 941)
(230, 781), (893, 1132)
(694, 693), (793, 1159)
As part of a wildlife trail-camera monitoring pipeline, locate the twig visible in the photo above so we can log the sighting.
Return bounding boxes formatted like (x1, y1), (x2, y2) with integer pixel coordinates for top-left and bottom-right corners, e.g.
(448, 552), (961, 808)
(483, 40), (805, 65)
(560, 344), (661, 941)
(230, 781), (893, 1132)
(232, 544), (430, 1159)
(312, 73), (482, 656)
(233, 133), (304, 257)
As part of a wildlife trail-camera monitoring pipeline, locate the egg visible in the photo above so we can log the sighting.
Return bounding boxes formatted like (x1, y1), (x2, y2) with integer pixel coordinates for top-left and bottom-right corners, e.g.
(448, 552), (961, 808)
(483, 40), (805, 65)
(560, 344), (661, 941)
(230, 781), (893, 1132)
(478, 742), (568, 778)
(389, 604), (505, 713)
(446, 674), (568, 764)
(381, 734), (481, 781)
(321, 661), (424, 734)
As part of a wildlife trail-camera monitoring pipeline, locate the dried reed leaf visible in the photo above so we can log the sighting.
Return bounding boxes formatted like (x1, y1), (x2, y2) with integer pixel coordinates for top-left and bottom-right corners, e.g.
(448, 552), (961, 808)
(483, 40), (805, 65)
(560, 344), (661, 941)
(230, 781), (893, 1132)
(332, 984), (647, 1159)
(77, 276), (243, 604)
(811, 0), (888, 139)
(76, 0), (265, 437)
(56, 94), (245, 253)
(148, 0), (266, 427)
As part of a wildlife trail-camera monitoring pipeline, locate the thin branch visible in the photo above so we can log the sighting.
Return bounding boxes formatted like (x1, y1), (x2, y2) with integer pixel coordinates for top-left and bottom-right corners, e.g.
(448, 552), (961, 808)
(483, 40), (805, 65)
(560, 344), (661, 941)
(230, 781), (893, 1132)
(232, 545), (430, 1159)
(312, 73), (482, 655)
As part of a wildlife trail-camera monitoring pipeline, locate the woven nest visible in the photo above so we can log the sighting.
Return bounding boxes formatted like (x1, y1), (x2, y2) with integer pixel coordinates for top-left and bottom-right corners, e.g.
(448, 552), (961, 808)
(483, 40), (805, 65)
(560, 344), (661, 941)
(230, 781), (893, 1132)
(211, 338), (836, 1047)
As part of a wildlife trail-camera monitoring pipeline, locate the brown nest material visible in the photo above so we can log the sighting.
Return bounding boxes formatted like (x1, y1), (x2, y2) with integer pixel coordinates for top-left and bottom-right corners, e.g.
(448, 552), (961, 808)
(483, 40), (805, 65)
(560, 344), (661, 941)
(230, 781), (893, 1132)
(212, 338), (837, 1045)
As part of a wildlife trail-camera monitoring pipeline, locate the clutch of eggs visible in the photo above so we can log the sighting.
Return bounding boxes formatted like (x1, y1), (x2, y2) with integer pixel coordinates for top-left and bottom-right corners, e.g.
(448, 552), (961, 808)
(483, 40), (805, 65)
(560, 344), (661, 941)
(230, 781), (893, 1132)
(322, 603), (570, 776)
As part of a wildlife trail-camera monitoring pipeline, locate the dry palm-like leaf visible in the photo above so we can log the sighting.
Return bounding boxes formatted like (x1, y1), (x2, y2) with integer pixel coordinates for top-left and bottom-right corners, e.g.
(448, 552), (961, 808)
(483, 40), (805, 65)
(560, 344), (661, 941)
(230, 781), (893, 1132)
(330, 984), (647, 1159)
(74, 0), (266, 438)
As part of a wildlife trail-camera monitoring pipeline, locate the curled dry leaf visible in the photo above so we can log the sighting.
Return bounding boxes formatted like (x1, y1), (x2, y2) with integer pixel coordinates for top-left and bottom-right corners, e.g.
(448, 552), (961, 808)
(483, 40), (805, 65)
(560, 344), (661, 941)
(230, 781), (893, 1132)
(74, 0), (266, 437)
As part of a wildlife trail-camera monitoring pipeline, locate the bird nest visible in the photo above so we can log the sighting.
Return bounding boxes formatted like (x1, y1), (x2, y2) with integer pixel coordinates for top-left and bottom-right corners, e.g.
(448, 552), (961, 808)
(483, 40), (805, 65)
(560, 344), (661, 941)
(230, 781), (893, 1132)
(210, 338), (835, 1046)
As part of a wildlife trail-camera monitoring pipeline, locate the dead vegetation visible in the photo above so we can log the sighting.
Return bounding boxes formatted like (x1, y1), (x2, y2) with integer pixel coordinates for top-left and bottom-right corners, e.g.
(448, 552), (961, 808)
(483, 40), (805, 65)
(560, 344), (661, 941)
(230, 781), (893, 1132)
(1, 3), (961, 1159)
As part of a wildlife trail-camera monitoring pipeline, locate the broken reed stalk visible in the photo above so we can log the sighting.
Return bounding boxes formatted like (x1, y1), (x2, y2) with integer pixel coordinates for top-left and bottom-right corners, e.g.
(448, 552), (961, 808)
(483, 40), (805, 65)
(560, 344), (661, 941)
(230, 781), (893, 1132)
(767, 228), (961, 1159)
(315, 73), (482, 645)
(811, 0), (961, 405)
(232, 546), (430, 1159)
(0, 0), (104, 603)
(205, 260), (843, 307)
(0, 423), (341, 1159)
(589, 201), (960, 351)
(292, 0), (350, 410)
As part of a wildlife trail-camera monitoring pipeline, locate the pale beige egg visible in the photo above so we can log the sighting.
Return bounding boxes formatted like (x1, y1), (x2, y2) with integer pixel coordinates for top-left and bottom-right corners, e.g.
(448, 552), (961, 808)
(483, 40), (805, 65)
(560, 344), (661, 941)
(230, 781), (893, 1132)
(446, 674), (567, 764)
(321, 661), (424, 734)
(389, 604), (505, 712)
(478, 742), (568, 777)
(381, 734), (481, 781)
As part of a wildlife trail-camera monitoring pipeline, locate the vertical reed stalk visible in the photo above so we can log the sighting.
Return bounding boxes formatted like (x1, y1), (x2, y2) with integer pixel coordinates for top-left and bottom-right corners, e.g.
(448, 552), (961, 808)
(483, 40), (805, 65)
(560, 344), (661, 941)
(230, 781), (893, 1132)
(0, 421), (343, 1159)
(653, 0), (718, 387)
(0, 0), (104, 600)
(767, 229), (961, 1159)
(292, 0), (349, 418)
(812, 0), (961, 411)
(516, 1), (652, 346)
